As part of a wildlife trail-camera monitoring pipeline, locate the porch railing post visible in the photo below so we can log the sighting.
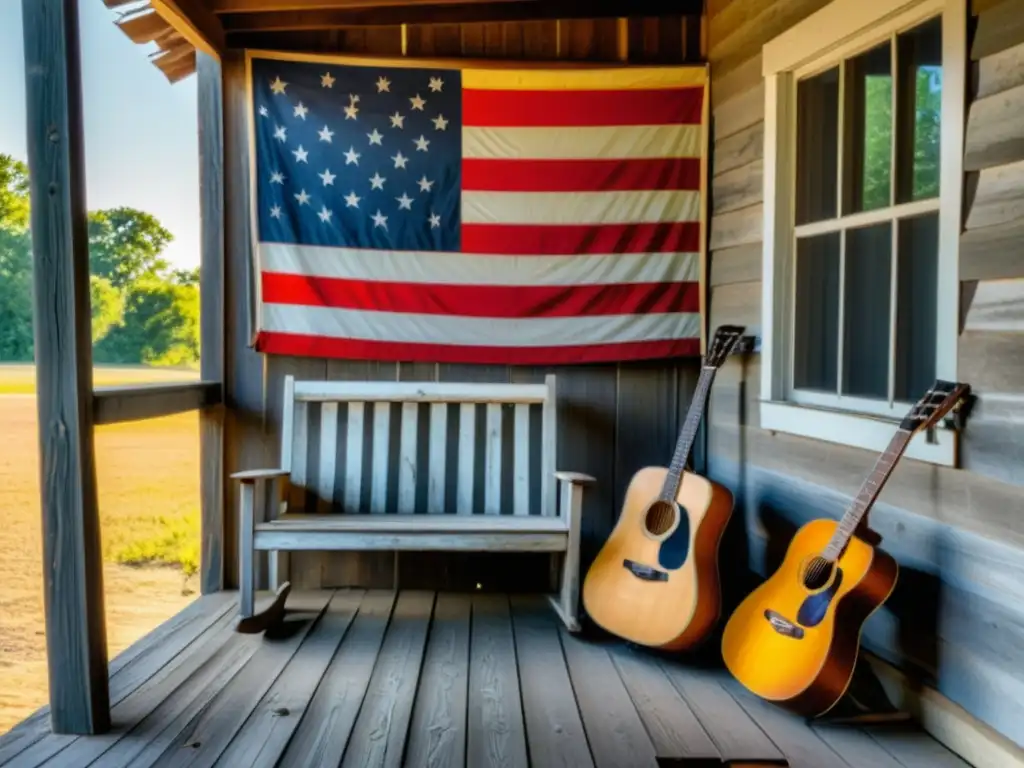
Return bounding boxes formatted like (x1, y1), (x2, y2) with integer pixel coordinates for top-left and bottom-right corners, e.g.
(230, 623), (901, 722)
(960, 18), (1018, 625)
(22, 0), (110, 734)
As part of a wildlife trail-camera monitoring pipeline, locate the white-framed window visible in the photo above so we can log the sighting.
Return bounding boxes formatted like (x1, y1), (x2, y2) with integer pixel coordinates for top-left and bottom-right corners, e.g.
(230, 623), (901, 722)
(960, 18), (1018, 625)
(759, 0), (965, 466)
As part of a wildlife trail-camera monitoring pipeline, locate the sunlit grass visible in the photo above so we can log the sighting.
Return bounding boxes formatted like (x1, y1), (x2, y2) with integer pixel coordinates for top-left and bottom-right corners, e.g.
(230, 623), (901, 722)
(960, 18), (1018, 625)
(0, 363), (199, 394)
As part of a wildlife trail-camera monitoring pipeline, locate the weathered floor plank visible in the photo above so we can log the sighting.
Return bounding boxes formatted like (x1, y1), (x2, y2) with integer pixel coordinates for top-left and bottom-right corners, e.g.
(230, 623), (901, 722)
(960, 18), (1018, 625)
(467, 594), (529, 768)
(339, 591), (435, 768)
(11, 609), (240, 768)
(608, 646), (719, 763)
(404, 594), (471, 768)
(863, 726), (973, 768)
(510, 595), (594, 768)
(0, 593), (235, 765)
(661, 662), (786, 764)
(149, 590), (333, 767)
(811, 725), (905, 768)
(213, 590), (365, 768)
(559, 630), (659, 768)
(721, 679), (851, 768)
(277, 590), (397, 767)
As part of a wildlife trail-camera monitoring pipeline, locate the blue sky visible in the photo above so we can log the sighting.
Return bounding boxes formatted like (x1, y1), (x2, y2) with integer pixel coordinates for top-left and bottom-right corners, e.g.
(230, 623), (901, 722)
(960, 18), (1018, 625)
(0, 1), (200, 269)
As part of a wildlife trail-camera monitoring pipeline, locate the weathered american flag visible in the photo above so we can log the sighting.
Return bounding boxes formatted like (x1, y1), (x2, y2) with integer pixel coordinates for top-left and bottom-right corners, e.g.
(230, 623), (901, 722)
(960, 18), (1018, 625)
(249, 53), (707, 364)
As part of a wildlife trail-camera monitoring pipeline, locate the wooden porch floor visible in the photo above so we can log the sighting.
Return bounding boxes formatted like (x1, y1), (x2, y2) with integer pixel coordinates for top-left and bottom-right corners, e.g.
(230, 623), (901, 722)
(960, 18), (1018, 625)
(0, 590), (971, 768)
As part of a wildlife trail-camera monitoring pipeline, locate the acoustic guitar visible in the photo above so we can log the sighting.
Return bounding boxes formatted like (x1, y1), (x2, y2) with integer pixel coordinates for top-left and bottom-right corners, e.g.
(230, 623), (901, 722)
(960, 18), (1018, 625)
(582, 324), (747, 650)
(721, 380), (972, 717)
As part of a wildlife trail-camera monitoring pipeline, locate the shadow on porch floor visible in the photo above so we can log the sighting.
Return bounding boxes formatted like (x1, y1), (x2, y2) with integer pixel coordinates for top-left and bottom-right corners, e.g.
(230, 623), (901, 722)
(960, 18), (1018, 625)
(0, 590), (971, 767)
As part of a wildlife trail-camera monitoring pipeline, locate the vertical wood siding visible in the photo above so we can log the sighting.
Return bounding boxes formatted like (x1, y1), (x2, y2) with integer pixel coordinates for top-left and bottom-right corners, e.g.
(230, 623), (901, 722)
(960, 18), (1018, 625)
(704, 0), (1024, 748)
(221, 16), (706, 593)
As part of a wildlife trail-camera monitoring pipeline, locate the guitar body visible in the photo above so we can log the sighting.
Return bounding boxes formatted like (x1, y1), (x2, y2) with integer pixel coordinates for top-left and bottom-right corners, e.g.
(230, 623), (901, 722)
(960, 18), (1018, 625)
(721, 518), (898, 717)
(582, 466), (734, 650)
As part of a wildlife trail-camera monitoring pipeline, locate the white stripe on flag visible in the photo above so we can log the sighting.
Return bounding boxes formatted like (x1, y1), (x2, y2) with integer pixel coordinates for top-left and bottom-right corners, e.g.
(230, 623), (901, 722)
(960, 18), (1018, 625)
(260, 303), (701, 347)
(461, 124), (703, 160)
(461, 190), (701, 225)
(259, 243), (700, 286)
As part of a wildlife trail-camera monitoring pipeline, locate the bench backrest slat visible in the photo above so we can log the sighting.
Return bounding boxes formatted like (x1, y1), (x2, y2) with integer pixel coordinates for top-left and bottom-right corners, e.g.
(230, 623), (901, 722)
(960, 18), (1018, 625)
(279, 376), (558, 518)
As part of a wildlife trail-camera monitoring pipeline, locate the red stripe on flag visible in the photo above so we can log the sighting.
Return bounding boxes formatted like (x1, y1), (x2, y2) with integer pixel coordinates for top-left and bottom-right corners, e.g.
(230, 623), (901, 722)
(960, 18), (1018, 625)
(261, 272), (700, 317)
(255, 332), (701, 365)
(462, 87), (704, 127)
(460, 221), (701, 255)
(461, 157), (701, 192)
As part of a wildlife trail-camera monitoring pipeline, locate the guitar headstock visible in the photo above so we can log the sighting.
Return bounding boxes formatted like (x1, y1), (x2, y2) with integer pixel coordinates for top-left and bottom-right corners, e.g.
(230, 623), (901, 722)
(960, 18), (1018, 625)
(899, 380), (972, 434)
(704, 325), (747, 369)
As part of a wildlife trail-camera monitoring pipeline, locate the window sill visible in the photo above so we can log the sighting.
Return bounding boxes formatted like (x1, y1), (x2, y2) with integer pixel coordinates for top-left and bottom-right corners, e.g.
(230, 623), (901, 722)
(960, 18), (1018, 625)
(759, 401), (958, 467)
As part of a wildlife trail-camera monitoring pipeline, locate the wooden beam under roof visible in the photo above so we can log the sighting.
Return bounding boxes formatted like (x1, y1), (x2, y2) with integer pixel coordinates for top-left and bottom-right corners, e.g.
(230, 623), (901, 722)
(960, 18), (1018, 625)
(209, 0), (524, 12)
(149, 0), (226, 57)
(221, 0), (699, 32)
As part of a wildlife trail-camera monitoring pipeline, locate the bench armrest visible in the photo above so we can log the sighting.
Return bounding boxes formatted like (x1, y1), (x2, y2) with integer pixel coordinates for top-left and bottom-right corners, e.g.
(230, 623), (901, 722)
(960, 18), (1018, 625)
(231, 468), (291, 483)
(555, 471), (596, 485)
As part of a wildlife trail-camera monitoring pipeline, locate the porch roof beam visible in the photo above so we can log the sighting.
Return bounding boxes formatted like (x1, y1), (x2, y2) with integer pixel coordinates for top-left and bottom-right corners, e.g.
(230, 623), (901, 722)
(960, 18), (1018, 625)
(208, 0), (524, 12)
(149, 0), (227, 58)
(22, 0), (110, 735)
(220, 0), (699, 32)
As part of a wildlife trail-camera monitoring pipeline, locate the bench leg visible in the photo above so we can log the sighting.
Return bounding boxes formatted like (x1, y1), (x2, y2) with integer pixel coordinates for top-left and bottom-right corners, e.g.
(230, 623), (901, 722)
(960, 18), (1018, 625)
(549, 478), (584, 632)
(235, 477), (292, 634)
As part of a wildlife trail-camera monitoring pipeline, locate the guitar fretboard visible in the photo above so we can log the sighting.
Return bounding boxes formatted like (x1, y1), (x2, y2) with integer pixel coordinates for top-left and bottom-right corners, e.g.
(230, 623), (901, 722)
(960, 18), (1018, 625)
(659, 367), (716, 502)
(823, 429), (913, 560)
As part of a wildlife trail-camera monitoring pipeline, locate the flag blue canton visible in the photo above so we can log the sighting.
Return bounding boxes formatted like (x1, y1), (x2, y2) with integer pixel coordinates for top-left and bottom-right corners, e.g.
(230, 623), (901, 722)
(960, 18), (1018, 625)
(252, 57), (462, 253)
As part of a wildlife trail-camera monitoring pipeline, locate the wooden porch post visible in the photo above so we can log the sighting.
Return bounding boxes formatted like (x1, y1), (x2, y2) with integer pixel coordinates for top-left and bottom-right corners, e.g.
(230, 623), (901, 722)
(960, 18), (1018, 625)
(197, 51), (227, 595)
(21, 0), (110, 734)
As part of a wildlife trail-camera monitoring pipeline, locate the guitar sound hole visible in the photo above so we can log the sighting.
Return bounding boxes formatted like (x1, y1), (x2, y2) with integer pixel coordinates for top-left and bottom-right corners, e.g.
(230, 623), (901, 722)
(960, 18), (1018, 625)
(644, 500), (678, 536)
(802, 557), (835, 590)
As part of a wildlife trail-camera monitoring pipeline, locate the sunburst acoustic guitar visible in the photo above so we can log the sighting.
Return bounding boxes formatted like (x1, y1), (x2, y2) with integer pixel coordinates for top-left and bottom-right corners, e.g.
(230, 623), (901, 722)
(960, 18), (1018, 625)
(582, 324), (747, 650)
(721, 379), (972, 717)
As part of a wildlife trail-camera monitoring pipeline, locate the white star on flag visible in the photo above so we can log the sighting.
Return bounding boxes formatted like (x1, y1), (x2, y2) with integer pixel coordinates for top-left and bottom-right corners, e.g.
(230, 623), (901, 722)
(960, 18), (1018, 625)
(270, 76), (287, 94)
(372, 210), (388, 228)
(344, 103), (359, 120)
(318, 125), (334, 143)
(294, 102), (309, 120)
(428, 77), (444, 92)
(367, 129), (383, 146)
(318, 205), (333, 223)
(432, 114), (448, 131)
(270, 171), (285, 184)
(270, 205), (282, 219)
(416, 175), (434, 193)
(344, 146), (361, 165)
(389, 112), (405, 129)
(319, 168), (336, 186)
(409, 94), (426, 111)
(369, 172), (386, 190)
(391, 151), (409, 169)
(349, 94), (360, 104)
(321, 72), (335, 88)
(376, 76), (391, 93)
(429, 212), (441, 228)
(292, 145), (309, 163)
(413, 135), (430, 152)
(396, 192), (413, 210)
(344, 191), (361, 208)
(294, 189), (311, 205)
(259, 105), (269, 117)
(273, 125), (287, 142)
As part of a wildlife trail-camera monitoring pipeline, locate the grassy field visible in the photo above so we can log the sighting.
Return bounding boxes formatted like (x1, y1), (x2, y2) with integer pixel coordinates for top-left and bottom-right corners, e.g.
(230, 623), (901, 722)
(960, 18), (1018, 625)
(0, 364), (202, 734)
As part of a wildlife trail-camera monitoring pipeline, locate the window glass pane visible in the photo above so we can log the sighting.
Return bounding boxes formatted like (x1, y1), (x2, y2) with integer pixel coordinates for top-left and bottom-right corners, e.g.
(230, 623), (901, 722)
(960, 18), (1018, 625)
(896, 16), (942, 203)
(843, 41), (893, 214)
(894, 213), (938, 401)
(794, 232), (840, 392)
(842, 223), (892, 399)
(795, 67), (840, 225)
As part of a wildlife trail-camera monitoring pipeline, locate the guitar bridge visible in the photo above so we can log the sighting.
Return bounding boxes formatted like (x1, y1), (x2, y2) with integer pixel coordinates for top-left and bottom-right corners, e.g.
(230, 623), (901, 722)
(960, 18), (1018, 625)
(764, 609), (804, 639)
(623, 559), (668, 582)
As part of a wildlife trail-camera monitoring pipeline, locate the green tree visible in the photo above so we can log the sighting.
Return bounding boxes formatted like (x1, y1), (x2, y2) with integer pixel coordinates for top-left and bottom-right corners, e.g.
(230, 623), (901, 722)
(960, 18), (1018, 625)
(0, 228), (34, 361)
(88, 207), (174, 288)
(90, 274), (125, 343)
(0, 154), (30, 231)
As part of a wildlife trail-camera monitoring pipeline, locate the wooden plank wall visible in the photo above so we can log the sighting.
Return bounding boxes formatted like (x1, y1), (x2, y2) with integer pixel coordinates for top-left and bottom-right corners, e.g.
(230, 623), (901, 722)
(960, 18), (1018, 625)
(220, 15), (706, 595)
(704, 0), (1024, 748)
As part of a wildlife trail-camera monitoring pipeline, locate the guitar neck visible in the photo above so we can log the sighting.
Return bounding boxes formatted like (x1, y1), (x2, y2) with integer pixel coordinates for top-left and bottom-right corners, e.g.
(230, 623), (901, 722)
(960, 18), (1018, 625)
(660, 367), (716, 500)
(823, 429), (913, 560)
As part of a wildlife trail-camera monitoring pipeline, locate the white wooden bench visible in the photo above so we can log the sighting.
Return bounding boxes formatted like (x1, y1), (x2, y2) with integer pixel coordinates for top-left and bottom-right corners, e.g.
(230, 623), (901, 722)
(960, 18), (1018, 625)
(230, 374), (592, 633)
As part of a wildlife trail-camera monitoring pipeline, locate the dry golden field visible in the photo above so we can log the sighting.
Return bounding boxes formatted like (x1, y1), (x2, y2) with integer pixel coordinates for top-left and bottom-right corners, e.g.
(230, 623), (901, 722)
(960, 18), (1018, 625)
(0, 365), (202, 734)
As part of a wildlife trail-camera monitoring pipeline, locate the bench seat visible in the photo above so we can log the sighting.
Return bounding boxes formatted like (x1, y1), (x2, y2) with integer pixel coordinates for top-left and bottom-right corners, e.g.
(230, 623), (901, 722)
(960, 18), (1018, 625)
(231, 375), (591, 635)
